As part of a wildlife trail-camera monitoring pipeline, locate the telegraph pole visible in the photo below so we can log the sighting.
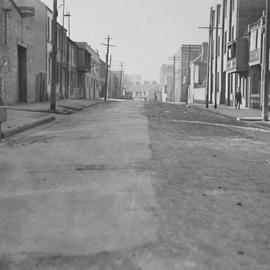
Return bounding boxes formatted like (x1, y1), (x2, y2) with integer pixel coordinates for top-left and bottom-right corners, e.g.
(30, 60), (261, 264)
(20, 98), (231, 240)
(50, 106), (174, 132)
(50, 0), (58, 111)
(186, 46), (191, 105)
(205, 8), (213, 108)
(214, 5), (221, 109)
(173, 56), (176, 102)
(108, 55), (112, 98)
(101, 35), (115, 101)
(262, 0), (270, 121)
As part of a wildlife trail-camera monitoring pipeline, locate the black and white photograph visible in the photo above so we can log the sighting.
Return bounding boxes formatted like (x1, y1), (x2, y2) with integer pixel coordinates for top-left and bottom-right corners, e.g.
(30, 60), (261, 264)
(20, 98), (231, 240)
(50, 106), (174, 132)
(0, 0), (270, 269)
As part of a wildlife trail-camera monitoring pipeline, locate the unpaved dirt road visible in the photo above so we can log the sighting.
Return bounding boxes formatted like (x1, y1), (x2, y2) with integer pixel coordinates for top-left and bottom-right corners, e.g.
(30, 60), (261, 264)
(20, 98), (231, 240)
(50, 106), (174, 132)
(0, 100), (269, 270)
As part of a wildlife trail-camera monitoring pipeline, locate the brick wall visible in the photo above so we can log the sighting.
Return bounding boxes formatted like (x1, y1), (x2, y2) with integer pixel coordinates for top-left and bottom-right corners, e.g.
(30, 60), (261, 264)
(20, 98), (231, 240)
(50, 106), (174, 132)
(16, 0), (48, 103)
(0, 0), (25, 104)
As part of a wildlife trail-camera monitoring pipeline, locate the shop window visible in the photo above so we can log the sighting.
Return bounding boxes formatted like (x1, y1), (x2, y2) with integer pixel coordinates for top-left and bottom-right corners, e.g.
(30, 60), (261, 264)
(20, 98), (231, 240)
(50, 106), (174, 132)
(228, 43), (236, 59)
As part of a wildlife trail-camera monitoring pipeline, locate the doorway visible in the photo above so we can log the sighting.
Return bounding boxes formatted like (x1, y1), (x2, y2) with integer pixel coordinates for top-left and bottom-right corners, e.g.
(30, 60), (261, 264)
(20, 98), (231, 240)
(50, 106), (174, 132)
(18, 46), (27, 103)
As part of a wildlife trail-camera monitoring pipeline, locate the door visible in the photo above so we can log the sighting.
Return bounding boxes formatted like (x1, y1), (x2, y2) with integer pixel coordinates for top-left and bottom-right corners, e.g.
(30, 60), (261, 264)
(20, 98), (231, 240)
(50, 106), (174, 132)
(18, 46), (27, 103)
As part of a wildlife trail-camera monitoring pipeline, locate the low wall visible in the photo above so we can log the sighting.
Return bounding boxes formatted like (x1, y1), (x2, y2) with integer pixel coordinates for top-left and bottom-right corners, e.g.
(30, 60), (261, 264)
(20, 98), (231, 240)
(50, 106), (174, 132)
(191, 87), (205, 104)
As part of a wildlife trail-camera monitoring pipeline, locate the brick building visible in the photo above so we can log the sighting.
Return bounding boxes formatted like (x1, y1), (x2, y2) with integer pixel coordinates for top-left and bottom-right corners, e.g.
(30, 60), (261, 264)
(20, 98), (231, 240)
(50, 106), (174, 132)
(67, 37), (77, 98)
(174, 44), (202, 103)
(0, 0), (32, 104)
(14, 0), (49, 103)
(207, 0), (266, 109)
(76, 42), (104, 100)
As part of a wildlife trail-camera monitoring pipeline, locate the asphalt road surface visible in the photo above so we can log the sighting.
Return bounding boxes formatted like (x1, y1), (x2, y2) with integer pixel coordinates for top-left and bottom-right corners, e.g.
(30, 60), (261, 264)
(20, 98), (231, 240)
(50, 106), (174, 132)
(0, 101), (269, 270)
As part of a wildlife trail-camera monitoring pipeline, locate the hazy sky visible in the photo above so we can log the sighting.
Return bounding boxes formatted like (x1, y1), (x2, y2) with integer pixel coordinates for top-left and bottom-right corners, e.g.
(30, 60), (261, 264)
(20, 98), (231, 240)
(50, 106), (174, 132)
(41, 0), (220, 81)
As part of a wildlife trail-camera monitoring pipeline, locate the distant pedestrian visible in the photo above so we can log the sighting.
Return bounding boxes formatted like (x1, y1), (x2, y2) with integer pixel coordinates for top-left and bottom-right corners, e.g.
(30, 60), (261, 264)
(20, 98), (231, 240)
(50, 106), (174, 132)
(235, 88), (242, 110)
(154, 93), (158, 102)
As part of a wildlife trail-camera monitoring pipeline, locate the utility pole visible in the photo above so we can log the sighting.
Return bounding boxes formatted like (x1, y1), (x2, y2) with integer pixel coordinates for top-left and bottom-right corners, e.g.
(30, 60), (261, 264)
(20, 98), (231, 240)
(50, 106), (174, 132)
(262, 0), (270, 121)
(214, 5), (221, 109)
(186, 46), (191, 105)
(108, 55), (112, 98)
(101, 35), (115, 101)
(51, 0), (58, 111)
(205, 8), (213, 108)
(173, 56), (176, 102)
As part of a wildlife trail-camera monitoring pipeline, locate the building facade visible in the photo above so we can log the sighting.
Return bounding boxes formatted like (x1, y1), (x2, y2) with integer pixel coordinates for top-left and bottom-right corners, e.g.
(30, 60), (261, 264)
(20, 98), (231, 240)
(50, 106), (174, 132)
(0, 0), (105, 105)
(0, 0), (27, 104)
(160, 64), (173, 102)
(207, 0), (266, 109)
(175, 44), (202, 103)
(108, 70), (121, 99)
(0, 0), (50, 104)
(189, 42), (208, 104)
(67, 37), (77, 99)
(76, 42), (104, 100)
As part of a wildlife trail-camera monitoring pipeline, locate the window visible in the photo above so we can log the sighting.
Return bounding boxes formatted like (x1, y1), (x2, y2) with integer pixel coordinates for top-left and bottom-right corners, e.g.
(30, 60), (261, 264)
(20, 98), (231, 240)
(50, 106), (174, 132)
(217, 36), (221, 57)
(51, 20), (53, 41)
(250, 30), (257, 51)
(217, 6), (221, 24)
(257, 28), (261, 49)
(48, 58), (52, 82)
(57, 63), (60, 83)
(194, 65), (199, 83)
(217, 72), (220, 92)
(228, 43), (236, 59)
(250, 29), (261, 51)
(231, 26), (235, 40)
(47, 17), (50, 41)
(224, 31), (227, 53)
(0, 75), (3, 101)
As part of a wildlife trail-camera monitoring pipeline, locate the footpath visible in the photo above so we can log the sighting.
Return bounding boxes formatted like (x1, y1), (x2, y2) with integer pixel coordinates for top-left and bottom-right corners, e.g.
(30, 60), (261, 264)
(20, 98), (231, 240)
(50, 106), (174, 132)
(192, 103), (270, 129)
(0, 99), (103, 139)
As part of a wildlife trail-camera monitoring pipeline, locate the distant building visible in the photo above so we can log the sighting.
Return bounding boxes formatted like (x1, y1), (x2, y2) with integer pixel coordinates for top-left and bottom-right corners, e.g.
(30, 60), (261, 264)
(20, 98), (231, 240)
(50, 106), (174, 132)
(124, 74), (142, 88)
(76, 42), (91, 99)
(143, 81), (151, 86)
(108, 70), (121, 99)
(67, 38), (78, 98)
(175, 44), (202, 103)
(130, 84), (162, 101)
(160, 64), (173, 102)
(189, 42), (208, 104)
